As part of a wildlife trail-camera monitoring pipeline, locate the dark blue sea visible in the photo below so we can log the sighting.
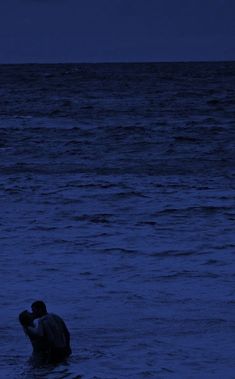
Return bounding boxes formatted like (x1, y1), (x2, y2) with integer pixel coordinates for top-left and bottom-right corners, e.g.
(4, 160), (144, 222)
(0, 62), (235, 378)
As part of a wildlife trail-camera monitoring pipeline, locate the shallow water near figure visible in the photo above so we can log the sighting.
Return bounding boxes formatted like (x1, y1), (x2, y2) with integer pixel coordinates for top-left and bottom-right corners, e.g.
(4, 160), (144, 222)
(0, 61), (235, 378)
(19, 359), (82, 379)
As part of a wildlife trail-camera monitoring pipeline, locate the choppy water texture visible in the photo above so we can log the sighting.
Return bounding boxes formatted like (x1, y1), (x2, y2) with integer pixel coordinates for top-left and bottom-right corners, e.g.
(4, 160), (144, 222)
(0, 62), (235, 378)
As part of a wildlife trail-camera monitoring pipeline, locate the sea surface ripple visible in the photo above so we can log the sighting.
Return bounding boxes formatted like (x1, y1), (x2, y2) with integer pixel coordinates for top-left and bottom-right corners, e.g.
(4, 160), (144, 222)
(0, 62), (235, 378)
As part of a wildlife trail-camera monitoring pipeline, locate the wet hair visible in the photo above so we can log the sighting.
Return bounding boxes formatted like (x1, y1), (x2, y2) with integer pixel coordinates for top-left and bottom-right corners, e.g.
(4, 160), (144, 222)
(31, 300), (47, 314)
(19, 310), (34, 327)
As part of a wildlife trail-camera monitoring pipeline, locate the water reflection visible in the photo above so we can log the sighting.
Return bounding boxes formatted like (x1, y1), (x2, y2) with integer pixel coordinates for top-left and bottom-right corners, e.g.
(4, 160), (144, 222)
(20, 360), (82, 379)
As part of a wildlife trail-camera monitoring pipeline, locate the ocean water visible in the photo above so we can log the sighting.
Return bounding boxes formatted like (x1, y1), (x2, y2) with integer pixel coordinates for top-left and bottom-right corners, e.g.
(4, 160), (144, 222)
(0, 62), (235, 379)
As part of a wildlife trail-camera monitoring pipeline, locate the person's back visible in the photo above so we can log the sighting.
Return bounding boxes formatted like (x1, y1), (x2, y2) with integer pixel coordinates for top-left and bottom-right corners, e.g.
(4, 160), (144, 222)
(30, 301), (72, 364)
(38, 313), (71, 362)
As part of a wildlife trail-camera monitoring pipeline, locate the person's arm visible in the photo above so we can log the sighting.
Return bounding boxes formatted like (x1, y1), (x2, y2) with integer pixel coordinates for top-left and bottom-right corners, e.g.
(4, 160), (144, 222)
(26, 319), (44, 337)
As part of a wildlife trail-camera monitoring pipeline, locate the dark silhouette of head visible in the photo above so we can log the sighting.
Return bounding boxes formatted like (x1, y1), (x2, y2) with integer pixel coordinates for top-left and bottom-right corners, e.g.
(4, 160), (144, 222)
(31, 300), (47, 318)
(19, 310), (34, 327)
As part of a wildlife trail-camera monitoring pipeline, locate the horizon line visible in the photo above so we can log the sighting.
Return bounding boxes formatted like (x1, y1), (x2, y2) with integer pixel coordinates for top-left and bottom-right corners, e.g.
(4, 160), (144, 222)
(0, 59), (234, 66)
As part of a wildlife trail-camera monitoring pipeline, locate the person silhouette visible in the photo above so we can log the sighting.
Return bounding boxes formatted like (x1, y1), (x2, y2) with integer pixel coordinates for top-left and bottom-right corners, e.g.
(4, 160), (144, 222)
(19, 310), (48, 366)
(26, 301), (72, 364)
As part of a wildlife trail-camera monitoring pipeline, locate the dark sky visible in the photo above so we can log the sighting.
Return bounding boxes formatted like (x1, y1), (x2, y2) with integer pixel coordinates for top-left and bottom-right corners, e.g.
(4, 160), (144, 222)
(0, 0), (235, 63)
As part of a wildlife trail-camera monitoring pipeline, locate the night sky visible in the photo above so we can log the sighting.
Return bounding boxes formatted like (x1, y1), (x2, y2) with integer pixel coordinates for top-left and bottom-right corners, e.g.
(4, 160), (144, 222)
(0, 0), (235, 63)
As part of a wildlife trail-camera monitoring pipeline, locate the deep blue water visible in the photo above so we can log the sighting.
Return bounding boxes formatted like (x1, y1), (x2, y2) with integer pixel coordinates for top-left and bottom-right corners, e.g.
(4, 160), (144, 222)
(0, 62), (235, 378)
